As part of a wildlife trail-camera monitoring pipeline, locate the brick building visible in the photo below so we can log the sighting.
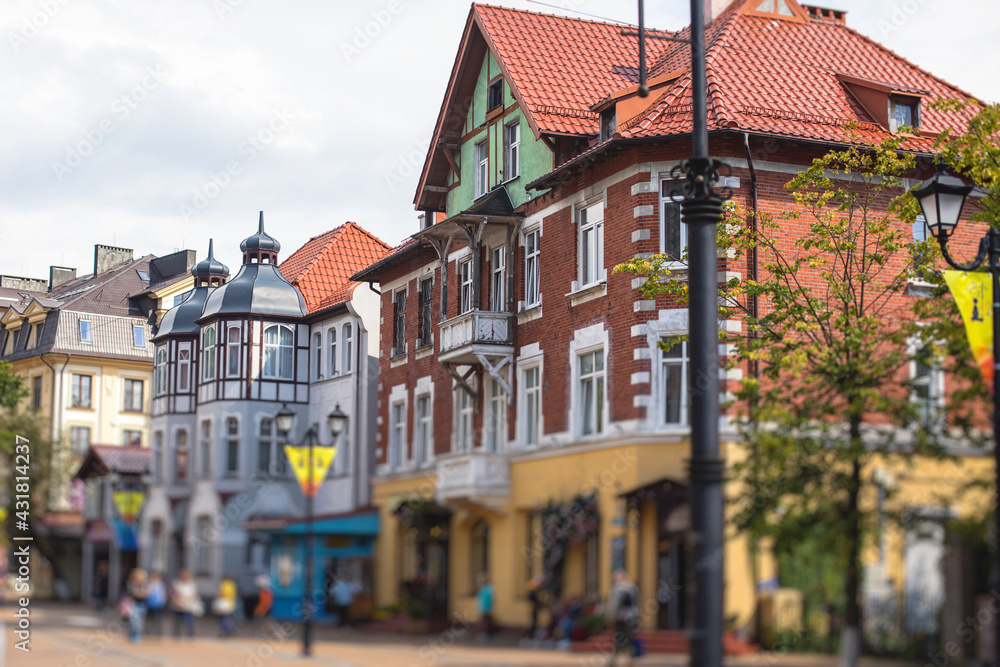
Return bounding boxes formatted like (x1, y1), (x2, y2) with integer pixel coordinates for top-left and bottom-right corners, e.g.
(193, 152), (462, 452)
(353, 0), (989, 638)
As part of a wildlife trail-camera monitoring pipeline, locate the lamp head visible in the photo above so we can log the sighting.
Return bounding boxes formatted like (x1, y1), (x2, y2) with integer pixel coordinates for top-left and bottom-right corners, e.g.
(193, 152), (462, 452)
(275, 403), (295, 437)
(915, 162), (973, 240)
(328, 404), (348, 438)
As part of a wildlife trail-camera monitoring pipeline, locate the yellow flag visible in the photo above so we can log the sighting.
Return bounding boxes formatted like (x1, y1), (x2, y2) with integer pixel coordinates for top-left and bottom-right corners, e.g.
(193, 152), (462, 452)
(113, 490), (145, 522)
(284, 445), (336, 497)
(944, 271), (994, 393)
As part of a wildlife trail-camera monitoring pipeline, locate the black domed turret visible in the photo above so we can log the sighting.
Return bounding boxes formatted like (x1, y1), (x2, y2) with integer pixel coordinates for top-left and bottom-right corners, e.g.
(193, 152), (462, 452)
(240, 211), (280, 264)
(191, 239), (230, 288)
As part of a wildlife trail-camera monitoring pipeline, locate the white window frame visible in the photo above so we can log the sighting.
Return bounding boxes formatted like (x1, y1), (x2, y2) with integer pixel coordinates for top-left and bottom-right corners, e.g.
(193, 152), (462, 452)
(154, 347), (167, 396)
(454, 384), (475, 453)
(224, 416), (240, 476)
(390, 401), (406, 470)
(485, 377), (507, 452)
(226, 325), (241, 378)
(910, 339), (945, 430)
(474, 139), (488, 198)
(577, 200), (605, 288)
(504, 121), (520, 180)
(80, 319), (92, 343)
(199, 419), (212, 478)
(153, 430), (164, 482)
(202, 325), (217, 381)
(660, 176), (687, 265)
(343, 322), (353, 373)
(414, 393), (432, 466)
(521, 364), (542, 448)
(524, 229), (540, 309)
(578, 348), (606, 437)
(258, 417), (286, 476)
(69, 425), (91, 457)
(133, 325), (145, 348)
(660, 336), (689, 427)
(313, 331), (323, 381)
(262, 324), (294, 380)
(459, 260), (473, 314)
(328, 327), (338, 376)
(178, 345), (191, 392)
(490, 247), (506, 312)
(175, 429), (189, 483)
(123, 378), (144, 412)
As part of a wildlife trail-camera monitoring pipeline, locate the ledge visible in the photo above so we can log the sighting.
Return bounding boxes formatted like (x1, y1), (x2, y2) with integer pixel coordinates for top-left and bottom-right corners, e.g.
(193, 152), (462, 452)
(517, 303), (543, 324)
(566, 282), (607, 307)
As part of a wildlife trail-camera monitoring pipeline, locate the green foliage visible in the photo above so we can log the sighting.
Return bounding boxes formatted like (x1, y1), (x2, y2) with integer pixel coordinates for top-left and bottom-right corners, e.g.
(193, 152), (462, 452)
(0, 360), (27, 411)
(0, 411), (56, 547)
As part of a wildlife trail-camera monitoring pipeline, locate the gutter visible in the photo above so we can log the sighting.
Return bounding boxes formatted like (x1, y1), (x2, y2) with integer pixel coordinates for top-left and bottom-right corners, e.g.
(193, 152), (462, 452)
(742, 133), (760, 417)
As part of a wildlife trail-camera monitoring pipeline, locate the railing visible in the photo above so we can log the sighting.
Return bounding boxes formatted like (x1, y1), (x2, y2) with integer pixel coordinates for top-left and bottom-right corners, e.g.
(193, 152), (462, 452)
(438, 310), (513, 355)
(436, 450), (511, 502)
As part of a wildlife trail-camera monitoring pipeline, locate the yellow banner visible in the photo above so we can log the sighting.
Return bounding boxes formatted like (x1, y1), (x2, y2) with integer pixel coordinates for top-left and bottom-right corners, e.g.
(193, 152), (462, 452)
(112, 490), (145, 523)
(284, 445), (336, 498)
(944, 270), (993, 393)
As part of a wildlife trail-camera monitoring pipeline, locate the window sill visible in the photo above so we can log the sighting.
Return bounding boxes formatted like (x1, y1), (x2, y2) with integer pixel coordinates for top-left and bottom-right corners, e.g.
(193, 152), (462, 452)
(389, 352), (409, 368)
(566, 282), (607, 307)
(517, 303), (542, 325)
(415, 346), (434, 361)
(906, 279), (935, 297)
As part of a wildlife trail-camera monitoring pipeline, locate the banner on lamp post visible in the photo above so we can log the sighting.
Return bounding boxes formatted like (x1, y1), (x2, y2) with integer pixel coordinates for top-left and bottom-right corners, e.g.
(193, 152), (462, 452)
(284, 445), (336, 497)
(112, 490), (145, 523)
(944, 270), (994, 393)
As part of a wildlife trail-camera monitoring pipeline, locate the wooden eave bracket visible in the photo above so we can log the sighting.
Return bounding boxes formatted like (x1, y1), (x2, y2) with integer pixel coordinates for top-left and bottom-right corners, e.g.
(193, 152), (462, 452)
(475, 352), (513, 404)
(444, 362), (479, 405)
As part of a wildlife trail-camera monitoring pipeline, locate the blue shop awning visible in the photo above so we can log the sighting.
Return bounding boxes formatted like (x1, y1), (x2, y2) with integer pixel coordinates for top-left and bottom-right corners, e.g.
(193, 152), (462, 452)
(243, 508), (378, 536)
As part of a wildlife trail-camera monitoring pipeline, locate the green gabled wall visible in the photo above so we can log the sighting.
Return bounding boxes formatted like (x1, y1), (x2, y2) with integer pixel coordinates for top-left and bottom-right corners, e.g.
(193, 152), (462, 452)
(445, 50), (553, 216)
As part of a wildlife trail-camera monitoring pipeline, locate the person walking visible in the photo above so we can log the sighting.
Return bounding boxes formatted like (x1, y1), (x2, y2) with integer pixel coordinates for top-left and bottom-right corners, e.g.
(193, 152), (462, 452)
(92, 562), (109, 613)
(126, 569), (149, 642)
(606, 570), (641, 667)
(476, 573), (494, 642)
(527, 575), (543, 641)
(330, 571), (356, 628)
(213, 575), (238, 637)
(252, 575), (276, 638)
(145, 572), (167, 638)
(170, 569), (199, 639)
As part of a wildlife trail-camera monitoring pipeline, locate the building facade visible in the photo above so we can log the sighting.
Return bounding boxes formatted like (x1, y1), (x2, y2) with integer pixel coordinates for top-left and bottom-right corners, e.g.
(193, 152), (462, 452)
(353, 0), (992, 639)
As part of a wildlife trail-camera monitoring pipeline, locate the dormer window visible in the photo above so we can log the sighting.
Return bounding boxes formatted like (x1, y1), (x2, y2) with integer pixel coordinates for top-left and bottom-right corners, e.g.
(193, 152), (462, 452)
(487, 79), (503, 111)
(754, 0), (794, 16)
(890, 96), (919, 131)
(600, 106), (616, 143)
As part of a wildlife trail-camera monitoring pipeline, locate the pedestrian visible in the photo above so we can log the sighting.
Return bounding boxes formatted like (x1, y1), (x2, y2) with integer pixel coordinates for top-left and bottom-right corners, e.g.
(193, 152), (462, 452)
(476, 573), (494, 641)
(126, 568), (149, 642)
(145, 571), (167, 638)
(606, 570), (640, 667)
(330, 571), (356, 627)
(170, 569), (199, 639)
(213, 575), (238, 637)
(527, 575), (542, 641)
(92, 562), (109, 613)
(252, 574), (277, 638)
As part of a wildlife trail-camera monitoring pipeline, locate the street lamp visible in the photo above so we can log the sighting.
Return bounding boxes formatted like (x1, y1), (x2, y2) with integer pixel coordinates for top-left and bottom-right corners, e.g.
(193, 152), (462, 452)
(914, 164), (1000, 662)
(275, 402), (347, 657)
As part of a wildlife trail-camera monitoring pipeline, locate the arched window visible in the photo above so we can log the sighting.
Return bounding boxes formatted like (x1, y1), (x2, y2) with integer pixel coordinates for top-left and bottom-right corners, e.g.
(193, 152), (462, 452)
(202, 326), (217, 381)
(263, 325), (294, 379)
(470, 519), (490, 592)
(313, 332), (322, 380)
(328, 328), (337, 376)
(342, 323), (353, 373)
(226, 326), (241, 377)
(155, 347), (167, 395)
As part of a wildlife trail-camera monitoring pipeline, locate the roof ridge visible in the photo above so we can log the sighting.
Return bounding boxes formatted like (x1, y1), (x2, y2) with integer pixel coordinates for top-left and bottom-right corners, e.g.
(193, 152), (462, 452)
(340, 220), (393, 252)
(704, 3), (745, 129)
(471, 2), (675, 34)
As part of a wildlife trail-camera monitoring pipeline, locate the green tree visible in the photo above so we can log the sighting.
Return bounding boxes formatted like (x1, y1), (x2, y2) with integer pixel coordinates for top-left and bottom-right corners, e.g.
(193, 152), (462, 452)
(616, 135), (958, 665)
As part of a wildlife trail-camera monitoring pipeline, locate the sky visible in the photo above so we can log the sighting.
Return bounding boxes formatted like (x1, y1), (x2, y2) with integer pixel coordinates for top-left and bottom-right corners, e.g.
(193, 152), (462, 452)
(1, 0), (997, 279)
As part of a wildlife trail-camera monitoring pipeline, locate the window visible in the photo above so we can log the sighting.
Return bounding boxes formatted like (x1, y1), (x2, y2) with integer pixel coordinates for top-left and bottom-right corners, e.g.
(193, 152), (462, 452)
(600, 107), (616, 142)
(123, 378), (143, 412)
(200, 419), (212, 477)
(504, 121), (520, 180)
(524, 230), (540, 308)
(490, 247), (506, 312)
(661, 178), (686, 262)
(202, 325), (217, 381)
(392, 290), (407, 357)
(178, 348), (191, 392)
(137, 269), (149, 282)
(579, 350), (605, 436)
(313, 332), (323, 380)
(31, 376), (42, 409)
(155, 347), (167, 395)
(470, 520), (490, 591)
(80, 320), (92, 343)
(175, 430), (189, 482)
(226, 326), (241, 377)
(487, 79), (503, 111)
(343, 323), (353, 372)
(415, 394), (431, 465)
(153, 431), (163, 482)
(195, 516), (212, 574)
(225, 417), (239, 475)
(71, 374), (92, 408)
(258, 418), (286, 475)
(913, 344), (944, 429)
(474, 140), (488, 198)
(418, 278), (433, 348)
(523, 366), (541, 447)
(172, 291), (192, 307)
(69, 426), (90, 457)
(661, 337), (689, 426)
(390, 402), (405, 469)
(2, 329), (12, 355)
(890, 96), (919, 131)
(486, 378), (506, 452)
(23, 323), (34, 350)
(133, 325), (145, 348)
(754, 0), (795, 15)
(455, 387), (474, 452)
(328, 328), (338, 376)
(459, 260), (473, 314)
(578, 201), (605, 287)
(122, 429), (142, 446)
(262, 325), (294, 380)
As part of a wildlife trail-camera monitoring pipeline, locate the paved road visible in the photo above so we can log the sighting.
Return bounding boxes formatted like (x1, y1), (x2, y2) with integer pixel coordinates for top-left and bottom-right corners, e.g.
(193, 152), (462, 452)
(0, 604), (921, 667)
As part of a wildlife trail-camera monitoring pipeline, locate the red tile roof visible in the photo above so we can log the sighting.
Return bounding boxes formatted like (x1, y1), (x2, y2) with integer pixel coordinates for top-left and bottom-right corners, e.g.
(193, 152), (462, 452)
(279, 222), (392, 315)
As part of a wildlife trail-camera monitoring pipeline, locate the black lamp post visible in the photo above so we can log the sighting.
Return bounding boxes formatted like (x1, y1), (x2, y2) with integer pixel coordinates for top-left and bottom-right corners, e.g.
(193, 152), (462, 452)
(913, 164), (1000, 661)
(276, 402), (347, 657)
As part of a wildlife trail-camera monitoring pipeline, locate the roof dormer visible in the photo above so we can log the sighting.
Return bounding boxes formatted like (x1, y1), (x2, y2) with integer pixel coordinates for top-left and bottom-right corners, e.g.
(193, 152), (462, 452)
(741, 0), (810, 22)
(838, 73), (928, 133)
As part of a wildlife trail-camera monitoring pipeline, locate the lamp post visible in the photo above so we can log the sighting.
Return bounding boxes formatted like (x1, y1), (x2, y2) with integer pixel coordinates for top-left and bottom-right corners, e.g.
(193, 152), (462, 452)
(913, 163), (998, 661)
(276, 403), (347, 657)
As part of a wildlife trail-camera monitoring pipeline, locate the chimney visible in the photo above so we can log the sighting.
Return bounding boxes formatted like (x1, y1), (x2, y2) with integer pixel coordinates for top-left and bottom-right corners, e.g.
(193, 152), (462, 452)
(49, 266), (77, 290)
(94, 244), (134, 275)
(705, 0), (734, 22)
(802, 5), (847, 25)
(0, 275), (48, 292)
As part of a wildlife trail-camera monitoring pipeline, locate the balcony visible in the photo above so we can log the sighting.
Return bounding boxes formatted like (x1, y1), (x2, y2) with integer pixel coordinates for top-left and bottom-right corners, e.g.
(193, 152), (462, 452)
(438, 309), (514, 365)
(435, 450), (510, 509)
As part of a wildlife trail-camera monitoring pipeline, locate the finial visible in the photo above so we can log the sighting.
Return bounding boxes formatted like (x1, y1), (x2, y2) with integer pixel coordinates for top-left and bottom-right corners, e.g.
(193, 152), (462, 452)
(258, 211), (265, 233)
(207, 238), (215, 258)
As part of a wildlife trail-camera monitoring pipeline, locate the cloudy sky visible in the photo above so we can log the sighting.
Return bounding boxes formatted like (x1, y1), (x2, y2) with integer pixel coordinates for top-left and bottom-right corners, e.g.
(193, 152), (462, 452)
(1, 0), (997, 279)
